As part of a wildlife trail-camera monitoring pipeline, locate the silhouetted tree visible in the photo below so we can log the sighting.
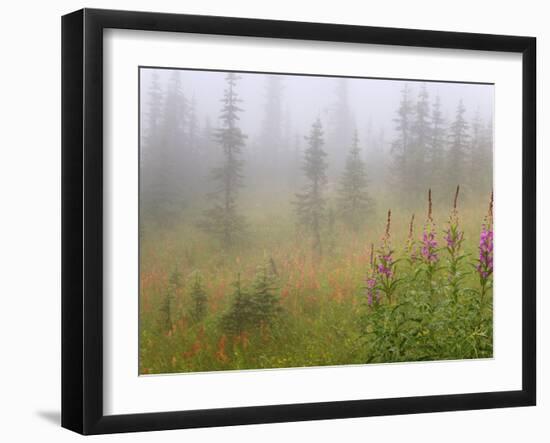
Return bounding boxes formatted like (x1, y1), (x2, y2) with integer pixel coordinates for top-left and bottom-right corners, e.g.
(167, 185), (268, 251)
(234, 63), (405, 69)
(200, 73), (247, 248)
(409, 84), (431, 200)
(337, 131), (373, 231)
(427, 94), (446, 195)
(294, 118), (328, 257)
(188, 271), (208, 322)
(390, 83), (414, 204)
(446, 99), (470, 197)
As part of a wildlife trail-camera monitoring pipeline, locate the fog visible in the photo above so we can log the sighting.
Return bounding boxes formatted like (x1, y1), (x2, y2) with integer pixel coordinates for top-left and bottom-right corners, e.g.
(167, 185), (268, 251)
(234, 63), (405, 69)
(139, 67), (494, 227)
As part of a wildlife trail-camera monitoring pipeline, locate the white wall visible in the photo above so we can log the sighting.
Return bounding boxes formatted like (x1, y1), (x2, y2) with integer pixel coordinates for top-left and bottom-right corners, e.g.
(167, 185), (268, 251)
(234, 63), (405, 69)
(0, 1), (545, 441)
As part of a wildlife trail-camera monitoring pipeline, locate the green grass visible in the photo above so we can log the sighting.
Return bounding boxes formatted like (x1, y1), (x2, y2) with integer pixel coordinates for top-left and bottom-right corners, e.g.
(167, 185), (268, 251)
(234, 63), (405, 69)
(139, 190), (493, 374)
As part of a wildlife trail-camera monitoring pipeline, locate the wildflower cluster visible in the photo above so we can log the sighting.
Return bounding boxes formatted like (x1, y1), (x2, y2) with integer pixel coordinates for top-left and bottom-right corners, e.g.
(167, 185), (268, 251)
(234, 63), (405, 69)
(477, 191), (494, 290)
(444, 186), (464, 257)
(364, 243), (378, 306)
(374, 210), (399, 304)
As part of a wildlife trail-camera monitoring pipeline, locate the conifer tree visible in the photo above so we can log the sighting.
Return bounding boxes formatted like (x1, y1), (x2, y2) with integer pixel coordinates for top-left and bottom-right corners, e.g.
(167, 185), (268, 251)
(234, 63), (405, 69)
(200, 73), (247, 248)
(469, 111), (493, 194)
(337, 131), (373, 231)
(390, 83), (414, 203)
(409, 84), (431, 200)
(447, 99), (470, 197)
(187, 95), (199, 155)
(427, 94), (446, 194)
(141, 70), (163, 163)
(222, 274), (255, 335)
(188, 271), (208, 322)
(250, 259), (280, 326)
(328, 78), (354, 173)
(294, 118), (328, 257)
(141, 71), (190, 226)
(160, 265), (182, 332)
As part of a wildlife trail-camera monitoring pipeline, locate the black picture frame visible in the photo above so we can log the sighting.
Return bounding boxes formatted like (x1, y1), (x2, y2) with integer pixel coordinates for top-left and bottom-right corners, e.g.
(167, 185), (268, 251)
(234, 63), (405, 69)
(61, 8), (536, 435)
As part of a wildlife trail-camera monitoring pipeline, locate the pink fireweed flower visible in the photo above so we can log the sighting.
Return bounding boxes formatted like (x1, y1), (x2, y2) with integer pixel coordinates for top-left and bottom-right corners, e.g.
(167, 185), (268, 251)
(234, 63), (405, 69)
(477, 223), (494, 279)
(365, 276), (377, 306)
(421, 229), (438, 263)
(364, 243), (378, 306)
(376, 211), (395, 278)
(477, 191), (494, 282)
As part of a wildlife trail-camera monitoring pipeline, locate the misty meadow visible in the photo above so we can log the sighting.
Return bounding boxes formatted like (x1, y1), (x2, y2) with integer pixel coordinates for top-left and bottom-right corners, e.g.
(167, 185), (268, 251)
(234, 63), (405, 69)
(139, 68), (494, 374)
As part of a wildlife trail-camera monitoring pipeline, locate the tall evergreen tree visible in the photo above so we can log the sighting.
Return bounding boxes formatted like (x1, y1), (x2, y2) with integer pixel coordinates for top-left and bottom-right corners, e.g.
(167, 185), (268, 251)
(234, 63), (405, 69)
(446, 99), (470, 197)
(144, 70), (189, 226)
(328, 78), (354, 173)
(187, 94), (199, 156)
(390, 83), (414, 203)
(409, 84), (431, 200)
(468, 110), (493, 195)
(141, 70), (163, 163)
(200, 73), (247, 248)
(294, 118), (328, 257)
(337, 131), (373, 231)
(427, 94), (446, 194)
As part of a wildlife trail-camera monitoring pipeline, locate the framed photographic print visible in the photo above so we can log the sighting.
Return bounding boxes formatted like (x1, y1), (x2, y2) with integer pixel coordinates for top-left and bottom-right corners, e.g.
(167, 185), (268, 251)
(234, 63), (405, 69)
(61, 8), (536, 435)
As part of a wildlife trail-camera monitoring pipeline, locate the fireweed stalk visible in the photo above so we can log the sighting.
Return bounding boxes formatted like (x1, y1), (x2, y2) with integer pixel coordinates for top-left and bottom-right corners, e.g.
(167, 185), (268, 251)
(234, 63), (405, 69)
(444, 186), (465, 302)
(421, 189), (439, 300)
(477, 191), (494, 301)
(364, 243), (378, 307)
(375, 210), (399, 304)
(405, 213), (417, 263)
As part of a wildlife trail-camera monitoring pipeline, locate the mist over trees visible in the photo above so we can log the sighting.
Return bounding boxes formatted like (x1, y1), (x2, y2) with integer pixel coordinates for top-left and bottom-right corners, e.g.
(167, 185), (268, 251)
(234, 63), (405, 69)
(140, 68), (494, 252)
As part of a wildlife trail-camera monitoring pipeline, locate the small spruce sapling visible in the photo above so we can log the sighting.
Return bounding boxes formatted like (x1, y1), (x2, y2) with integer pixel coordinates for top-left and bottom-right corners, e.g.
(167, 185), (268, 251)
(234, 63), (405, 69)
(188, 271), (208, 323)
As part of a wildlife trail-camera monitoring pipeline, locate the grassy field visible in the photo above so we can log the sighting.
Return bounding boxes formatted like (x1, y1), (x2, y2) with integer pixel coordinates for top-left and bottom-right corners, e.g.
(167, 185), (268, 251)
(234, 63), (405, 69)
(139, 190), (493, 375)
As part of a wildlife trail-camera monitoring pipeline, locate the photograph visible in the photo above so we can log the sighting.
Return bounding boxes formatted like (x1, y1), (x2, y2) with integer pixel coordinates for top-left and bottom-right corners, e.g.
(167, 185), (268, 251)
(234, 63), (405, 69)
(138, 67), (495, 375)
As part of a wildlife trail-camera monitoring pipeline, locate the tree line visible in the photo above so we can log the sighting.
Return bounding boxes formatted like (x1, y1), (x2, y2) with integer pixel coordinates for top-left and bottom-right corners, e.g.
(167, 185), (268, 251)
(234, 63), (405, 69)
(140, 71), (493, 254)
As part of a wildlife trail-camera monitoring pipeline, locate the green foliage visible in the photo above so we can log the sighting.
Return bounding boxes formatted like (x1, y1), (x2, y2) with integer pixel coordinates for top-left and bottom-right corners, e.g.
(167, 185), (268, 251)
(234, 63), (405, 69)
(200, 73), (248, 248)
(294, 118), (328, 257)
(188, 271), (208, 323)
(337, 131), (373, 231)
(360, 273), (492, 363)
(222, 261), (281, 336)
(446, 100), (470, 197)
(159, 265), (182, 332)
(221, 274), (255, 335)
(250, 259), (281, 326)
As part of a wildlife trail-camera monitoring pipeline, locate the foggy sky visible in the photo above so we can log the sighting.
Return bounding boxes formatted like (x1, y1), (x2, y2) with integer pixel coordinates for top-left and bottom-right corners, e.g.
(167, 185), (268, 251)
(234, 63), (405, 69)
(140, 67), (494, 149)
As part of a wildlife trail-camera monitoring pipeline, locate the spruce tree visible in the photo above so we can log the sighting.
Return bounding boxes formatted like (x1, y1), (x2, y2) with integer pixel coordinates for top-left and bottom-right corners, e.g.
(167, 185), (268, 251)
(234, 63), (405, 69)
(260, 75), (284, 169)
(294, 118), (328, 257)
(427, 94), (446, 194)
(141, 70), (163, 164)
(222, 274), (255, 335)
(447, 99), (470, 197)
(147, 70), (189, 226)
(409, 84), (431, 200)
(160, 265), (182, 333)
(469, 110), (493, 194)
(250, 259), (280, 327)
(200, 73), (247, 248)
(188, 271), (208, 323)
(337, 131), (373, 231)
(390, 83), (414, 204)
(328, 78), (354, 173)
